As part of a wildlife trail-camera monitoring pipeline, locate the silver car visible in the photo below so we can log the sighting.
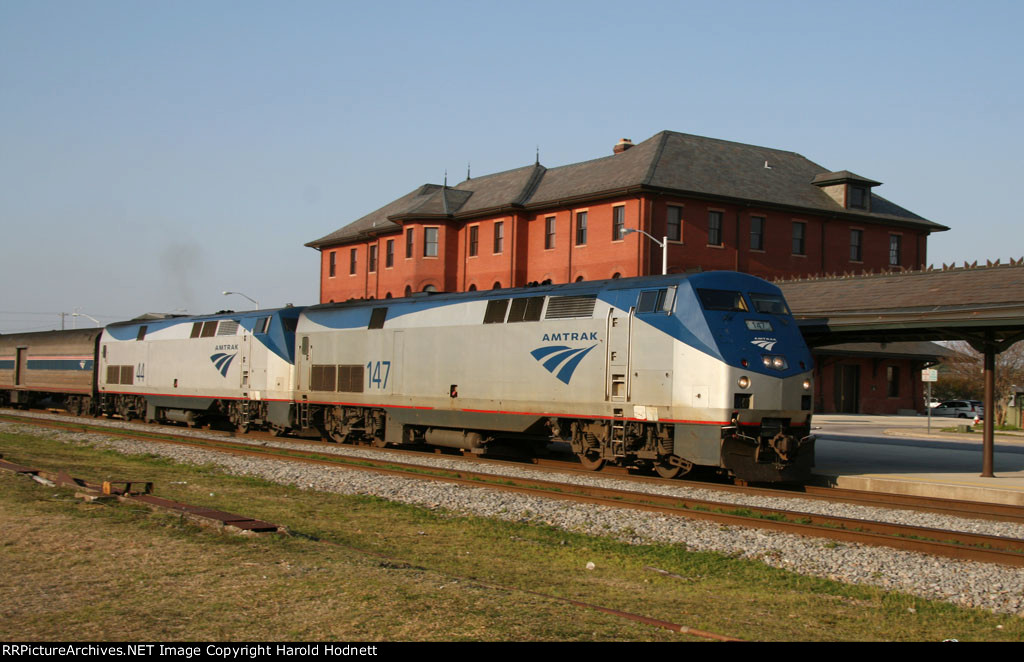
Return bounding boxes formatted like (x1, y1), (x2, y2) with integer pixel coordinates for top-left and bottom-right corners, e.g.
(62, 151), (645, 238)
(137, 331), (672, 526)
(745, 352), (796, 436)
(932, 400), (984, 419)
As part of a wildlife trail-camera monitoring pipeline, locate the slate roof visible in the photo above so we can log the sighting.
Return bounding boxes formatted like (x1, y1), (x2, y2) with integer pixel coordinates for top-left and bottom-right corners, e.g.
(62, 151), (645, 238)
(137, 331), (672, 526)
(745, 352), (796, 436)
(306, 130), (948, 248)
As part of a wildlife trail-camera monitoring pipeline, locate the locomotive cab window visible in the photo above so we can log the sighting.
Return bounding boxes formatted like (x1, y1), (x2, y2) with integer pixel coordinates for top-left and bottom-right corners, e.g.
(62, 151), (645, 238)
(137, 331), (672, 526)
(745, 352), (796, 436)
(697, 289), (748, 312)
(136, 326), (148, 341)
(637, 287), (676, 314)
(748, 292), (790, 315)
(255, 316), (272, 334)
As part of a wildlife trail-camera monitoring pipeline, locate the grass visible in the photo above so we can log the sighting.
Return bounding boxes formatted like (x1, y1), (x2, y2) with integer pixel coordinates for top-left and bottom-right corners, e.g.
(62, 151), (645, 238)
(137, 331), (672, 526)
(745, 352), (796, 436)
(1, 426), (1022, 642)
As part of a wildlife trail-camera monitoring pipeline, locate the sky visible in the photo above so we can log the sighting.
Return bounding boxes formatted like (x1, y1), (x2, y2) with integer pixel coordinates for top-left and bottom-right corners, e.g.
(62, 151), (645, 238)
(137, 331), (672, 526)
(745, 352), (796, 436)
(1, 0), (1021, 333)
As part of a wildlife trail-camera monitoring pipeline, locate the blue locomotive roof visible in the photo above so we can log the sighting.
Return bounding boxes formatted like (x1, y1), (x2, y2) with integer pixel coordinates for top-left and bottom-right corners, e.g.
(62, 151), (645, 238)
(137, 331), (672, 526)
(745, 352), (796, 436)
(103, 306), (305, 364)
(301, 272), (810, 377)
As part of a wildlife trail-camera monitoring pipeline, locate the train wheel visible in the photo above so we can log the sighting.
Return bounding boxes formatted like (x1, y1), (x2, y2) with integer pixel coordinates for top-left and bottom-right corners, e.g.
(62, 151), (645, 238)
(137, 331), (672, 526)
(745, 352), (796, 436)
(654, 458), (692, 479)
(577, 451), (605, 471)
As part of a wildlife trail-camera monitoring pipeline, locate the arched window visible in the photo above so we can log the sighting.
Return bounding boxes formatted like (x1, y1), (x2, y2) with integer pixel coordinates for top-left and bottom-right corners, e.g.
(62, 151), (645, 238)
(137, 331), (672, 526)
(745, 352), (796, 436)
(404, 285), (412, 297)
(575, 276), (584, 283)
(423, 284), (437, 293)
(492, 281), (502, 289)
(468, 284), (477, 291)
(385, 292), (392, 299)
(612, 272), (621, 279)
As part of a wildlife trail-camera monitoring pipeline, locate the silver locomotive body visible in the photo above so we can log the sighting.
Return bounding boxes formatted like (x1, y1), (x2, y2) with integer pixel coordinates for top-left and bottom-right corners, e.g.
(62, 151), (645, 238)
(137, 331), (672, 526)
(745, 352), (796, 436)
(294, 272), (814, 482)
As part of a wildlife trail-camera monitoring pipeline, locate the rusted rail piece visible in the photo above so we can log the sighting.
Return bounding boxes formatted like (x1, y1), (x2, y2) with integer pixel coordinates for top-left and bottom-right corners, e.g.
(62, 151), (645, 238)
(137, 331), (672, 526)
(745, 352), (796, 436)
(0, 459), (281, 535)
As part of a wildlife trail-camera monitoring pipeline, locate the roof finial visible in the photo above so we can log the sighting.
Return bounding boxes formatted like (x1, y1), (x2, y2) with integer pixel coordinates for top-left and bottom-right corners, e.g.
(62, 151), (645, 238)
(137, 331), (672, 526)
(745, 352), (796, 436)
(536, 146), (540, 166)
(443, 169), (448, 188)
(466, 162), (471, 181)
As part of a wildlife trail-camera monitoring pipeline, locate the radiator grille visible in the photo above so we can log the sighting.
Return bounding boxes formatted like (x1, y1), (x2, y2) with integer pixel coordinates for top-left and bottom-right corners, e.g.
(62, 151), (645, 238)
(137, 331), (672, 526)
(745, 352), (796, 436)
(545, 295), (596, 319)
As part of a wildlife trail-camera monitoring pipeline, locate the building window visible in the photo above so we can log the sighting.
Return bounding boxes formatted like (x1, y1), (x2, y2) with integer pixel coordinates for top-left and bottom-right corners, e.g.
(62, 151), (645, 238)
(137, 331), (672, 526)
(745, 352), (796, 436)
(575, 211), (587, 246)
(708, 211), (723, 246)
(469, 226), (479, 257)
(329, 251), (336, 277)
(423, 229), (440, 258)
(612, 206), (625, 241)
(424, 227), (438, 257)
(493, 221), (504, 254)
(849, 185), (867, 209)
(405, 228), (414, 258)
(368, 245), (378, 272)
(792, 222), (806, 255)
(889, 235), (902, 266)
(750, 216), (765, 251)
(349, 248), (357, 275)
(887, 365), (900, 397)
(667, 206), (682, 242)
(545, 216), (556, 249)
(386, 239), (394, 268)
(850, 229), (863, 261)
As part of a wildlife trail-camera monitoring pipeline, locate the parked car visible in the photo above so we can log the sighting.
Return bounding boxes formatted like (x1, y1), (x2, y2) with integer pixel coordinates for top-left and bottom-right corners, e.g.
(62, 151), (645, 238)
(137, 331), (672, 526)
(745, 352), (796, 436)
(932, 400), (985, 419)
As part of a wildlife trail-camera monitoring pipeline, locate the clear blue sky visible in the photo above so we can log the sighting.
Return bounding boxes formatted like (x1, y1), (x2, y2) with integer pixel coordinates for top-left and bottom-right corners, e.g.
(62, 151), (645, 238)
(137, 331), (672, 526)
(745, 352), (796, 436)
(2, 0), (1021, 333)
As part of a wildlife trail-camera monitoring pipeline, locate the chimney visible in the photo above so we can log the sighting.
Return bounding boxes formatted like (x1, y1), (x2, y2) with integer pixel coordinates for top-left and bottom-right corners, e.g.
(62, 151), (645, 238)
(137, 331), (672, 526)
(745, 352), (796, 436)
(613, 138), (634, 154)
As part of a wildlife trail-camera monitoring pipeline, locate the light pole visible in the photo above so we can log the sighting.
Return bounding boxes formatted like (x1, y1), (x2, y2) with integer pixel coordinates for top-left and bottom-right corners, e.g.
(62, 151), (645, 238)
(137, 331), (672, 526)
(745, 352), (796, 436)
(222, 291), (260, 310)
(71, 308), (101, 329)
(623, 228), (668, 275)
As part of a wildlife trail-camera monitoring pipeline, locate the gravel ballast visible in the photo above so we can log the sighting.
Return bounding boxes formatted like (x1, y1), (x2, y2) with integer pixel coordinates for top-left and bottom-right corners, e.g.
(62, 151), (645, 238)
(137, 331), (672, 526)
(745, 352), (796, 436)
(4, 412), (1024, 616)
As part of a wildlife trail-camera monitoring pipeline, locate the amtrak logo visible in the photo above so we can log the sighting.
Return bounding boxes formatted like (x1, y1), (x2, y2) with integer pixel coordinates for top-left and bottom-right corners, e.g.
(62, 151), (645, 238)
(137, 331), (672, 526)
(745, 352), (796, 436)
(210, 352), (237, 377)
(751, 337), (778, 351)
(530, 344), (597, 385)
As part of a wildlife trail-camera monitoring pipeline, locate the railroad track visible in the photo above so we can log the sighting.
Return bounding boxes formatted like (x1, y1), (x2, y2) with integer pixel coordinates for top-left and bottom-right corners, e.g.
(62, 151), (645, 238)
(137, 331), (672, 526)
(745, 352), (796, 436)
(5, 409), (1024, 568)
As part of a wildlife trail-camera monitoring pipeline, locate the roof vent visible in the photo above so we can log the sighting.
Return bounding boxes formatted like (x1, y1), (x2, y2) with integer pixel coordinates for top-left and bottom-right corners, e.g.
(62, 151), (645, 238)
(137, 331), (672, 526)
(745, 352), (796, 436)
(614, 138), (634, 154)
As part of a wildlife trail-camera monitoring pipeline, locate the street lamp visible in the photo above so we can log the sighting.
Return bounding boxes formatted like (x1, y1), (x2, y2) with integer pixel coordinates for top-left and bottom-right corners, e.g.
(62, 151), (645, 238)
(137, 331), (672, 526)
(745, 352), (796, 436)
(222, 291), (260, 310)
(72, 308), (101, 329)
(622, 228), (668, 275)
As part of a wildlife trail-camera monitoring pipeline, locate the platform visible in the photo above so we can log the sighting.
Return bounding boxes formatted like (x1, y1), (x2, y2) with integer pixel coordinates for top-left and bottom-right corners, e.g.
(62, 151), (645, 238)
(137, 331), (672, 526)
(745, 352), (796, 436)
(811, 414), (1024, 506)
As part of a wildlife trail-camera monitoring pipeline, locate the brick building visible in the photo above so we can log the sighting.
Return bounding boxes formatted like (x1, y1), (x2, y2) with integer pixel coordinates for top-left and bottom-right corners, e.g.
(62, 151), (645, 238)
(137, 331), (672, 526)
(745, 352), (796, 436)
(307, 131), (947, 302)
(305, 131), (951, 414)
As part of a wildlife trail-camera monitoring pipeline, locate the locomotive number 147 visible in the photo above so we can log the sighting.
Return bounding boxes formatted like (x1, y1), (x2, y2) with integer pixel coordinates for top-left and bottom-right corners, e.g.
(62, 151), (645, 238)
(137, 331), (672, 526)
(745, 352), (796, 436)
(366, 361), (391, 389)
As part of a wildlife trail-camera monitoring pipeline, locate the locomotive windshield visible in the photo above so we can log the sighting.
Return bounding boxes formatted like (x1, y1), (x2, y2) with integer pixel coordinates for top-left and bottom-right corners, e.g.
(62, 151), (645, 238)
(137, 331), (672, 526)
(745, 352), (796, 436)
(749, 292), (791, 315)
(697, 289), (748, 312)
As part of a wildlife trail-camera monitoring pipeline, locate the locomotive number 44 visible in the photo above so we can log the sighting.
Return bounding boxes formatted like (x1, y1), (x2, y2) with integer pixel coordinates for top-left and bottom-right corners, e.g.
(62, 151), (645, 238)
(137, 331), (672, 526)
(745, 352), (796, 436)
(366, 361), (391, 389)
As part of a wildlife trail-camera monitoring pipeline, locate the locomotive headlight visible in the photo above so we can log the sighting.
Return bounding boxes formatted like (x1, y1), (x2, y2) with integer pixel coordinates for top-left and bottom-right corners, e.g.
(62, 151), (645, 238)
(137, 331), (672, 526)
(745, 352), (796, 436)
(737, 376), (750, 389)
(772, 356), (787, 370)
(802, 379), (812, 391)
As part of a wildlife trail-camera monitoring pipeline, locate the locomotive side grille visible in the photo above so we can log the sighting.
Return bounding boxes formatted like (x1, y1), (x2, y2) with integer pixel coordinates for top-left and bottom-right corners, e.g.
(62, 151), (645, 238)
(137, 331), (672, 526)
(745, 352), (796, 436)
(544, 295), (596, 319)
(337, 364), (365, 393)
(310, 365), (336, 391)
(107, 365), (121, 385)
(217, 321), (240, 336)
(119, 365), (134, 385)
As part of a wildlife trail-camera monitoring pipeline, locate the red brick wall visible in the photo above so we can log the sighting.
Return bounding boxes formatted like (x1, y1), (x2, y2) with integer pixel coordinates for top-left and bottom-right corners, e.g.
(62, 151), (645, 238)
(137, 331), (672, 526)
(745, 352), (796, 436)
(814, 356), (926, 414)
(317, 193), (929, 302)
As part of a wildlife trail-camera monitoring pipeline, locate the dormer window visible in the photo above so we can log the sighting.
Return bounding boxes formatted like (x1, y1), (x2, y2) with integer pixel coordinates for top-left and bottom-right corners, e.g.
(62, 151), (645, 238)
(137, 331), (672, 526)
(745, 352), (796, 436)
(812, 171), (881, 212)
(849, 185), (867, 209)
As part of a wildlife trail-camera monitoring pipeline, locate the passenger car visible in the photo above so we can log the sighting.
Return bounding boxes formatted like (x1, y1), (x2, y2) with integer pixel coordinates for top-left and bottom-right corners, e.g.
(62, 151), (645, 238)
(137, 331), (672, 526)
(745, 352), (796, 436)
(932, 400), (984, 419)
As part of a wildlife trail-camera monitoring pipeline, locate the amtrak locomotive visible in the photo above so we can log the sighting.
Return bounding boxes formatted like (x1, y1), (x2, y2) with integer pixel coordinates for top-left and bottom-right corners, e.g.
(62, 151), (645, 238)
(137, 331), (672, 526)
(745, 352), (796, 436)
(0, 272), (815, 483)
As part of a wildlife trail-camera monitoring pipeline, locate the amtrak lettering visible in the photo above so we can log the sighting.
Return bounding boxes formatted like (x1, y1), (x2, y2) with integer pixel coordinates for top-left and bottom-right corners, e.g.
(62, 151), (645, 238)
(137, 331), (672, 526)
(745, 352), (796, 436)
(215, 344), (239, 351)
(540, 332), (598, 342)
